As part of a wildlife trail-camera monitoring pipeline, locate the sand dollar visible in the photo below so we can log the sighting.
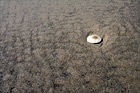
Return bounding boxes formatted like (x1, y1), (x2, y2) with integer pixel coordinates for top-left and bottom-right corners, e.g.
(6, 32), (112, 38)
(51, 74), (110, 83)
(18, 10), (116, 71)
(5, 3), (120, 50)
(87, 34), (102, 44)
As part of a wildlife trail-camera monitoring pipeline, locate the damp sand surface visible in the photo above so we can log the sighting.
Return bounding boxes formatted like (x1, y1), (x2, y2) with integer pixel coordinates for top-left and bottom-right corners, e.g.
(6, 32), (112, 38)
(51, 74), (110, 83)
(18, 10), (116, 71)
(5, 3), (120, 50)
(0, 0), (140, 92)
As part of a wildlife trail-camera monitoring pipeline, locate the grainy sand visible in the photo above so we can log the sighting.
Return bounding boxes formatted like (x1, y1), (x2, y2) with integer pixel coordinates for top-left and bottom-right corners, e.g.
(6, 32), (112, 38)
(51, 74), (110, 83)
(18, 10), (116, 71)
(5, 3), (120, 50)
(0, 0), (140, 92)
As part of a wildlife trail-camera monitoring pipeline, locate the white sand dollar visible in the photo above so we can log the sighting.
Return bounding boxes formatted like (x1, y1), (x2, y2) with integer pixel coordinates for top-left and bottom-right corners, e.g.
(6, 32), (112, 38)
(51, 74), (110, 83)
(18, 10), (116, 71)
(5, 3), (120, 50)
(87, 34), (102, 44)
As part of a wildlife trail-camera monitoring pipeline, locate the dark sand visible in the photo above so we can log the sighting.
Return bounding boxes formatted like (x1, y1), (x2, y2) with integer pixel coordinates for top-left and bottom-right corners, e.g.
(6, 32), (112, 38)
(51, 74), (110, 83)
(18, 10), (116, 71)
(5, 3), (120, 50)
(0, 0), (140, 93)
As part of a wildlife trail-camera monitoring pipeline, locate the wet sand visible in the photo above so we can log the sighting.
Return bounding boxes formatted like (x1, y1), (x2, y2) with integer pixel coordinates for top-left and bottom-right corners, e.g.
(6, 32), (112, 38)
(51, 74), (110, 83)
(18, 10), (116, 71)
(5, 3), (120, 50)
(0, 0), (140, 92)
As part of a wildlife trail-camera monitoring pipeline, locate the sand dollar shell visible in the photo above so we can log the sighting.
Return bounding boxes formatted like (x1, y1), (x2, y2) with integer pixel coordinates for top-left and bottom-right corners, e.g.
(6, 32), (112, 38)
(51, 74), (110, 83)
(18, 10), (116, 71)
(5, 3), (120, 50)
(87, 34), (102, 44)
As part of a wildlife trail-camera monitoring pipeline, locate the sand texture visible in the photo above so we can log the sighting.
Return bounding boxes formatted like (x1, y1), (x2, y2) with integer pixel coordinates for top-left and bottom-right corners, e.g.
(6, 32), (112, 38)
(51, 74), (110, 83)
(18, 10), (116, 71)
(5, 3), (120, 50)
(0, 0), (140, 93)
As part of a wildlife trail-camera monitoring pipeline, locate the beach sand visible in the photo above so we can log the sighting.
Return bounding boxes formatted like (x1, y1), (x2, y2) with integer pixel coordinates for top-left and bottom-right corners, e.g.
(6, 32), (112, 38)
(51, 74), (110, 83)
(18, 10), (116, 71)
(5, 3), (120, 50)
(0, 0), (140, 92)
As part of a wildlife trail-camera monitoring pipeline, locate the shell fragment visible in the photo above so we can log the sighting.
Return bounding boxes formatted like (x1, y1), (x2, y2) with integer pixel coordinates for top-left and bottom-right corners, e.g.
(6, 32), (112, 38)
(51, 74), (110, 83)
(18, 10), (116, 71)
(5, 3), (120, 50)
(87, 34), (102, 44)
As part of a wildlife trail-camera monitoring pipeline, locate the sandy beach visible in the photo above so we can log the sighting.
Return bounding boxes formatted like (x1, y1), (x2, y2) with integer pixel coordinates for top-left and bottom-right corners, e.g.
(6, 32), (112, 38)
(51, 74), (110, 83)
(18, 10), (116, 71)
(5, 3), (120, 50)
(0, 0), (140, 92)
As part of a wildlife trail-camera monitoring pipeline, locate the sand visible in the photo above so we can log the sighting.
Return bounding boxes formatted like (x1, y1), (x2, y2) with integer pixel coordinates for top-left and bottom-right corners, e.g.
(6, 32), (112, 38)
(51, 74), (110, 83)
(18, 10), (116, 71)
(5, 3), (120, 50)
(0, 0), (140, 92)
